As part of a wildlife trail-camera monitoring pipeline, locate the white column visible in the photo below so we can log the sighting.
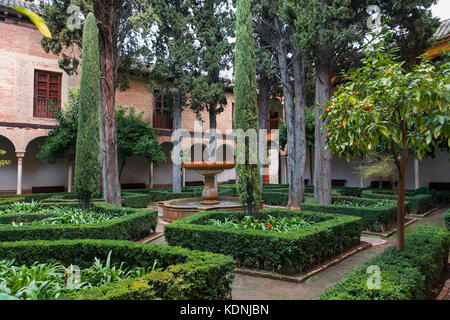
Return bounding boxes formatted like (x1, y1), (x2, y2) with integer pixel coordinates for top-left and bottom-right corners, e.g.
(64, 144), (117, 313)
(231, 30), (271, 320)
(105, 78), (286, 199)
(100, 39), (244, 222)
(16, 152), (24, 195)
(149, 163), (154, 188)
(182, 167), (186, 187)
(414, 158), (420, 189)
(67, 160), (73, 192)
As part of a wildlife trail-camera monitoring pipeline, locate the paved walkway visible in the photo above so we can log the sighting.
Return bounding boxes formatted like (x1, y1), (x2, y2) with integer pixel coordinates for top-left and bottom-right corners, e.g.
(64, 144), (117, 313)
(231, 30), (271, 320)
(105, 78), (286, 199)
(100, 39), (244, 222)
(147, 204), (449, 300)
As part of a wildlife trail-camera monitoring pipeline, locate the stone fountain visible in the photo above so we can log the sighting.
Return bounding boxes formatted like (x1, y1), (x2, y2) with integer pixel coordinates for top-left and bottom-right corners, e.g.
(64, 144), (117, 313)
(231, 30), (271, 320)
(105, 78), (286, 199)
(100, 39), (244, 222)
(158, 161), (262, 222)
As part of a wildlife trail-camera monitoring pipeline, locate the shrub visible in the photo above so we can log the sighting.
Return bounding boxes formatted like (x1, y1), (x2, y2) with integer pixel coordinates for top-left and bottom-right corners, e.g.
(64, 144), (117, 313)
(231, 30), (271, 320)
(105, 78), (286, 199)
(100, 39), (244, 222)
(300, 196), (400, 232)
(121, 192), (150, 208)
(361, 189), (433, 215)
(0, 239), (235, 300)
(430, 190), (450, 205)
(0, 202), (157, 242)
(444, 209), (450, 231)
(261, 191), (289, 206)
(165, 209), (362, 274)
(317, 226), (450, 300)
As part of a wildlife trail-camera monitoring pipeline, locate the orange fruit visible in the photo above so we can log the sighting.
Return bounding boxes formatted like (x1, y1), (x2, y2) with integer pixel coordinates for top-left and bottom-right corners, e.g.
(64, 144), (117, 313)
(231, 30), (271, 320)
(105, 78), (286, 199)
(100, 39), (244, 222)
(337, 125), (342, 130)
(327, 133), (331, 137)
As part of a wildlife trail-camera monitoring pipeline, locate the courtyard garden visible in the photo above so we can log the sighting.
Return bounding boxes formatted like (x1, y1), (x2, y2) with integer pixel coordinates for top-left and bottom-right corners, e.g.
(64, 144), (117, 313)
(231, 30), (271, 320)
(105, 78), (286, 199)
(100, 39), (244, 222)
(0, 0), (448, 306)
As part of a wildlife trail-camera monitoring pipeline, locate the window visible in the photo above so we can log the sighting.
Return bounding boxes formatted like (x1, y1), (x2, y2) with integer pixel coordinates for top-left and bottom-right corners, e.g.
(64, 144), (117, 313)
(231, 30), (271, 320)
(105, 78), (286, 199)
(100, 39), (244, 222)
(34, 70), (62, 118)
(153, 91), (173, 129)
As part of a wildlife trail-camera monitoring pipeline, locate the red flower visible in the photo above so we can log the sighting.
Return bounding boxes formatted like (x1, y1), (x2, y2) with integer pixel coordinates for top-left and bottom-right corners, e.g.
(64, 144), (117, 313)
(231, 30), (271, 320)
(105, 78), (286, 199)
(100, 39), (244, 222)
(266, 224), (272, 229)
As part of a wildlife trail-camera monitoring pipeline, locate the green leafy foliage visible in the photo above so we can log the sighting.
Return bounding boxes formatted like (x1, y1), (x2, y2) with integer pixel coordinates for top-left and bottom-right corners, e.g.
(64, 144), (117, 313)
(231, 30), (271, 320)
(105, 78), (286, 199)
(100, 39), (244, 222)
(324, 33), (449, 161)
(301, 196), (400, 232)
(0, 251), (157, 300)
(74, 13), (101, 209)
(318, 226), (450, 300)
(361, 189), (433, 215)
(0, 239), (235, 300)
(0, 150), (10, 167)
(0, 202), (157, 242)
(208, 215), (315, 233)
(444, 209), (450, 231)
(116, 106), (165, 177)
(165, 209), (362, 274)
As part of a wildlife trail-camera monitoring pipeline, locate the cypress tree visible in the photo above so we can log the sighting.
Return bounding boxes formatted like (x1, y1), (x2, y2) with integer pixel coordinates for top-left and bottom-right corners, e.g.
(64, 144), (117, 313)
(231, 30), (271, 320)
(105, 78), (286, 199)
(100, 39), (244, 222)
(74, 13), (101, 210)
(234, 0), (261, 214)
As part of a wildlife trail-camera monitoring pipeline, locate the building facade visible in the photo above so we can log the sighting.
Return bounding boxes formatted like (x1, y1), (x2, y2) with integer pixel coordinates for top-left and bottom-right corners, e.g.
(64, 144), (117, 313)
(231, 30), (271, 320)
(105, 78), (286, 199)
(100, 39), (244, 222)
(0, 8), (448, 194)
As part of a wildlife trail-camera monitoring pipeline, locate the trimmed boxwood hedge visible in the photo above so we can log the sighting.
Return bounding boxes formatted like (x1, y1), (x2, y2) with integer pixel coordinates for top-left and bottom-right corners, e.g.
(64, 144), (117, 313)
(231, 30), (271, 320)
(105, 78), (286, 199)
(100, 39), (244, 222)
(165, 209), (362, 274)
(126, 188), (234, 202)
(317, 226), (450, 300)
(361, 189), (433, 215)
(0, 202), (158, 242)
(444, 209), (450, 231)
(121, 192), (151, 208)
(0, 239), (235, 300)
(300, 196), (401, 232)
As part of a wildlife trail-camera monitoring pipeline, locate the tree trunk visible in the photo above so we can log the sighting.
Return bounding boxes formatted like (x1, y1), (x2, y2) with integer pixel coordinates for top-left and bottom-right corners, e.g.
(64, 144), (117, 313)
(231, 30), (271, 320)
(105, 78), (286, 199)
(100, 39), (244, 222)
(172, 90), (182, 193)
(258, 72), (269, 190)
(309, 146), (313, 186)
(95, 1), (122, 206)
(314, 44), (332, 204)
(276, 35), (295, 208)
(396, 152), (408, 252)
(292, 51), (307, 206)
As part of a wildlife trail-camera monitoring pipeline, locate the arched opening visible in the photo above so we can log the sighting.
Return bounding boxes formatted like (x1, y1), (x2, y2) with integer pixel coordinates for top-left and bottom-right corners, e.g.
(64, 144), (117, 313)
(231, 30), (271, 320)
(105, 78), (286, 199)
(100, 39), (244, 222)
(0, 135), (17, 193)
(24, 136), (68, 193)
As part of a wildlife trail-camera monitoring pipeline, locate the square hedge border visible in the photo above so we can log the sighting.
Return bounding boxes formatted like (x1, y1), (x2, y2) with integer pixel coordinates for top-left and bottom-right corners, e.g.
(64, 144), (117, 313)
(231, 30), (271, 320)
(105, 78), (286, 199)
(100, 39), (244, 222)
(300, 196), (403, 232)
(0, 202), (158, 242)
(165, 209), (362, 274)
(361, 189), (433, 215)
(317, 226), (450, 300)
(0, 239), (235, 300)
(0, 192), (151, 209)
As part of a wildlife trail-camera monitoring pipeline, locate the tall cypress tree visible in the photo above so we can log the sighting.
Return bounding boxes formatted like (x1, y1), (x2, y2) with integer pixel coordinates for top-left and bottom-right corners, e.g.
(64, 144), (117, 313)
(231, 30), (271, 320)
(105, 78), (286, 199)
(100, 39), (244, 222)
(234, 0), (260, 214)
(74, 13), (101, 210)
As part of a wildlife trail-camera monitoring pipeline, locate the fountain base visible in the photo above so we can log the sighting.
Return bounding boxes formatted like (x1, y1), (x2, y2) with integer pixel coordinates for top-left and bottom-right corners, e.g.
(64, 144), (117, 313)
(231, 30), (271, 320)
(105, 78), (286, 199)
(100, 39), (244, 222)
(158, 197), (264, 223)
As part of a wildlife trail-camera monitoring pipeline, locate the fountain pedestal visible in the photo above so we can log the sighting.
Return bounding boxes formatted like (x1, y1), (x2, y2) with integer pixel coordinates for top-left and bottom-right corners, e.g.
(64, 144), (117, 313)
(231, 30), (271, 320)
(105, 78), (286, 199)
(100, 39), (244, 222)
(201, 174), (219, 205)
(182, 162), (236, 205)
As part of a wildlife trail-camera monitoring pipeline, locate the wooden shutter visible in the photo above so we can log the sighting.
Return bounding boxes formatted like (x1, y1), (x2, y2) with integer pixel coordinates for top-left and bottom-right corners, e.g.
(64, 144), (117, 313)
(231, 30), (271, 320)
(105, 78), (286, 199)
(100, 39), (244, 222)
(34, 70), (62, 118)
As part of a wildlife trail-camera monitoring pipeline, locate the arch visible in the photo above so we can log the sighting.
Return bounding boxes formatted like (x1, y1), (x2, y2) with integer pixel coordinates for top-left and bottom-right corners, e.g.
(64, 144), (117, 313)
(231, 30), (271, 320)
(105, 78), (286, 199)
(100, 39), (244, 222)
(0, 135), (15, 154)
(216, 143), (235, 162)
(0, 135), (17, 192)
(185, 143), (210, 162)
(25, 136), (48, 154)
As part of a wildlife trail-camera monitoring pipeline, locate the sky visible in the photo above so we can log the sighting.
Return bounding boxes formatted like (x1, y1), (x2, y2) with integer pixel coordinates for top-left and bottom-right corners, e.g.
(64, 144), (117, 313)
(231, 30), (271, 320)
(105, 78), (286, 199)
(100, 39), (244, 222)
(431, 0), (450, 21)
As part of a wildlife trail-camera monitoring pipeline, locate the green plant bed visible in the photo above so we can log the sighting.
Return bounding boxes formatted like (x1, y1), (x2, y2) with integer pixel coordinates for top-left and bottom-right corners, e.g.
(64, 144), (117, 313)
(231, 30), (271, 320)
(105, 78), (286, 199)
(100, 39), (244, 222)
(361, 189), (433, 215)
(121, 192), (151, 208)
(300, 196), (402, 232)
(318, 226), (450, 300)
(0, 239), (235, 300)
(165, 209), (362, 274)
(0, 202), (157, 242)
(444, 209), (450, 231)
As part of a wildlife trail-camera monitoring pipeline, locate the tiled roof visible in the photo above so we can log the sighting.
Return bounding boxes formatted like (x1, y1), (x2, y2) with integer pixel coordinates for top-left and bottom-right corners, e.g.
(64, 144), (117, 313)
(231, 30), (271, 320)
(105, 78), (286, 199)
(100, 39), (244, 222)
(0, 1), (42, 14)
(434, 19), (450, 40)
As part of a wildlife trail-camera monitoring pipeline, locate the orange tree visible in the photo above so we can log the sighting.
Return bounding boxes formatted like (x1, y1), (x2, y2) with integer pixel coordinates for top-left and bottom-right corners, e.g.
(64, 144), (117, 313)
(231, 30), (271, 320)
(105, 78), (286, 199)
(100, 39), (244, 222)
(323, 37), (449, 252)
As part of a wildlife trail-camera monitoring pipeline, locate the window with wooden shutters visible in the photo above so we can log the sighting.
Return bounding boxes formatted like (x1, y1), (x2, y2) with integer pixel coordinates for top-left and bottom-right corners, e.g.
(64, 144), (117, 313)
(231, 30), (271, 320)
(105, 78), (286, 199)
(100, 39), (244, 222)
(152, 91), (173, 129)
(34, 70), (62, 118)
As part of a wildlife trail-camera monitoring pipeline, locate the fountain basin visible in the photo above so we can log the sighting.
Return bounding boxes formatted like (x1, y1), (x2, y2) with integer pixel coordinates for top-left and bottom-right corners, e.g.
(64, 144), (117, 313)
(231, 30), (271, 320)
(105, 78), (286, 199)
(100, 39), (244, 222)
(158, 197), (264, 223)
